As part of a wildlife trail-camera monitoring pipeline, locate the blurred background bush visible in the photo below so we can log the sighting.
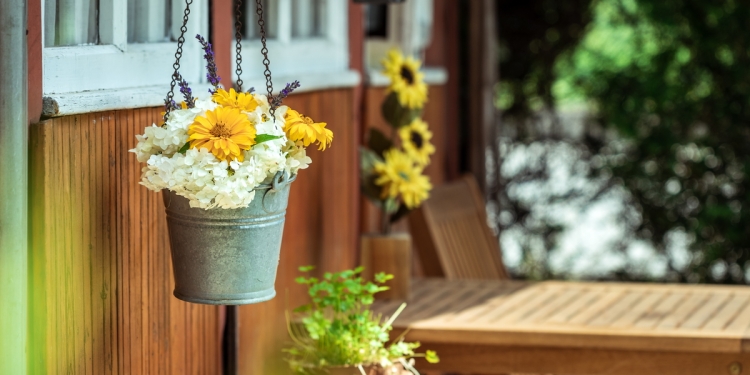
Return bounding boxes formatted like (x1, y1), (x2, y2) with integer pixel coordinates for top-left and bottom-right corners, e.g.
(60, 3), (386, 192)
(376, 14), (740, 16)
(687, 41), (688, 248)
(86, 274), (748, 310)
(491, 0), (750, 284)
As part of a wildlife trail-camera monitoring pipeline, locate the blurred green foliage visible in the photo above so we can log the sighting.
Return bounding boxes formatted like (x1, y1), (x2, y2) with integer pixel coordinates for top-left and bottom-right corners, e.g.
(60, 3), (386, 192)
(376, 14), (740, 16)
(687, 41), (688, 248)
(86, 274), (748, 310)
(498, 0), (750, 283)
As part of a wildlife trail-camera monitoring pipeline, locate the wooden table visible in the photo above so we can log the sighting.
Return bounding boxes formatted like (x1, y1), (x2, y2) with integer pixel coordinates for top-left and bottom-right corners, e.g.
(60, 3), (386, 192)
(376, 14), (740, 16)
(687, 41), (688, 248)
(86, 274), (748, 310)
(372, 279), (750, 375)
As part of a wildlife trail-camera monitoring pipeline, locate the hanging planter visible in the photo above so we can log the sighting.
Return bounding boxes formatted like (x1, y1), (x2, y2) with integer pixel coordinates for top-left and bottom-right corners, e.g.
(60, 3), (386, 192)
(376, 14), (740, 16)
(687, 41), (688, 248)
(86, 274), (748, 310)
(130, 0), (333, 305)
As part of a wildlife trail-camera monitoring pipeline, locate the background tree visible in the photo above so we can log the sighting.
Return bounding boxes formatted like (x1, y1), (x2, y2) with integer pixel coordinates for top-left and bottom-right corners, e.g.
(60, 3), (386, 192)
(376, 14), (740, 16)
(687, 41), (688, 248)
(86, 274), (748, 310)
(493, 0), (750, 283)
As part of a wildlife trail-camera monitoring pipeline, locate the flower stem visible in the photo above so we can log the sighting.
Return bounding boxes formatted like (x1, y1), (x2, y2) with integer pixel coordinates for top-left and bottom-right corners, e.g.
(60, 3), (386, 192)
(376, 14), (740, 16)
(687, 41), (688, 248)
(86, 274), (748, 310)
(382, 205), (391, 235)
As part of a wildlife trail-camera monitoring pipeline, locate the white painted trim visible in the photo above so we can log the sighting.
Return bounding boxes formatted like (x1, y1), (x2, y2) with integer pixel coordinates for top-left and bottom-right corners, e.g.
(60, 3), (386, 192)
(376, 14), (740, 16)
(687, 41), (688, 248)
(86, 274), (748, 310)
(365, 66), (448, 87)
(233, 0), (348, 82)
(43, 0), (208, 95)
(242, 70), (361, 95)
(43, 43), (203, 94)
(42, 70), (361, 117)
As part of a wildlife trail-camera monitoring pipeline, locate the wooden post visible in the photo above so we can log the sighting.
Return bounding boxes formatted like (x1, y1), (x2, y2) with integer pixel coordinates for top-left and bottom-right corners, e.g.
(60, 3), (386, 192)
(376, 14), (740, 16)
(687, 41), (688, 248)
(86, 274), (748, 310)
(466, 0), (498, 195)
(361, 233), (412, 300)
(222, 305), (239, 375)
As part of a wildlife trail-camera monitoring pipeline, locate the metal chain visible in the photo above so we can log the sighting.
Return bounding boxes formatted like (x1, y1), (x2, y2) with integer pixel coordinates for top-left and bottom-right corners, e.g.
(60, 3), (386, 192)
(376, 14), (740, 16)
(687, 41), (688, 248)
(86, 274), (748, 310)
(164, 0), (193, 122)
(234, 0), (244, 91)
(255, 0), (275, 116)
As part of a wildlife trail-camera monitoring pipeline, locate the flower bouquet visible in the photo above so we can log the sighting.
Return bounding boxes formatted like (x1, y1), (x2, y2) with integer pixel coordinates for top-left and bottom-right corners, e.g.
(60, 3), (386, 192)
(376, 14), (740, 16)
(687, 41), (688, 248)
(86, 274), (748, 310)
(285, 266), (439, 375)
(130, 34), (332, 305)
(360, 50), (434, 299)
(361, 50), (434, 234)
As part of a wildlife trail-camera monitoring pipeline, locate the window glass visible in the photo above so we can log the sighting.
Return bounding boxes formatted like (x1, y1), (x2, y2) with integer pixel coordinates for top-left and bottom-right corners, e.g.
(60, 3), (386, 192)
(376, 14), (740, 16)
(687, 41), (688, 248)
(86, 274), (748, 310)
(44, 0), (99, 47)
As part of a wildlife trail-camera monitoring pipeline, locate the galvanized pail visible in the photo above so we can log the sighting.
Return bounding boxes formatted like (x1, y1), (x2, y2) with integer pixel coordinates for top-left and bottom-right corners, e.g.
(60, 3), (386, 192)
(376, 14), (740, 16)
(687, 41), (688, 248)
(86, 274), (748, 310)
(162, 172), (295, 305)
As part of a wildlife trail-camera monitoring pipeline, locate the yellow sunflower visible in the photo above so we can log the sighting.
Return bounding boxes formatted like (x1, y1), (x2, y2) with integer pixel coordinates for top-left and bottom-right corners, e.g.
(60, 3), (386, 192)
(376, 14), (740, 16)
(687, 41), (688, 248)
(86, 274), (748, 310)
(382, 49), (428, 109)
(284, 108), (333, 151)
(187, 107), (256, 161)
(399, 118), (435, 166)
(212, 88), (259, 112)
(374, 149), (432, 209)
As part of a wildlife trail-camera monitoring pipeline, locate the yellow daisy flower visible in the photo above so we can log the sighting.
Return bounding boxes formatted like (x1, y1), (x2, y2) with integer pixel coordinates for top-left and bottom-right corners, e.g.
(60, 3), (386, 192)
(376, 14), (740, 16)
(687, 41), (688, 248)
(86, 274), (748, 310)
(374, 149), (432, 209)
(212, 88), (259, 112)
(284, 108), (333, 151)
(399, 118), (435, 166)
(188, 107), (256, 161)
(382, 49), (428, 109)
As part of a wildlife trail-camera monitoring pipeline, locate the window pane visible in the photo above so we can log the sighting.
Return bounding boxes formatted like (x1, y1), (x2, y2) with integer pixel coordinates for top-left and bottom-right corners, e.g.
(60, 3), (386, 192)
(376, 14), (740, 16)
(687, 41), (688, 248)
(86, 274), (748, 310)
(292, 0), (324, 38)
(128, 0), (171, 43)
(45, 0), (98, 47)
(241, 0), (278, 39)
(365, 4), (388, 38)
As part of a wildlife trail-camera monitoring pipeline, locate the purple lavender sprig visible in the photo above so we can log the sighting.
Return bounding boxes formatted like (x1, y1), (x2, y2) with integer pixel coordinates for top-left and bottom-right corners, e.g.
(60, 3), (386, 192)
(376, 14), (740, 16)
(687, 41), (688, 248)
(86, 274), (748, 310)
(269, 81), (301, 110)
(177, 73), (195, 108)
(195, 34), (221, 93)
(164, 99), (179, 111)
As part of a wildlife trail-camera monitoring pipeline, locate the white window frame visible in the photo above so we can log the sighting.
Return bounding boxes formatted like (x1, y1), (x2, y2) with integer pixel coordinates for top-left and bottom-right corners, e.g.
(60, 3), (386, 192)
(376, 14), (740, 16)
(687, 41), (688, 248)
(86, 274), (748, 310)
(363, 0), (446, 87)
(233, 0), (359, 94)
(42, 0), (210, 116)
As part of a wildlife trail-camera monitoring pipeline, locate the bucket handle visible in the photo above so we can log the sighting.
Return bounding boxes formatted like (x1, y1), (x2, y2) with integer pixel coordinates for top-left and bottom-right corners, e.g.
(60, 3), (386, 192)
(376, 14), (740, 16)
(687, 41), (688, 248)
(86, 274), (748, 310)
(270, 170), (290, 192)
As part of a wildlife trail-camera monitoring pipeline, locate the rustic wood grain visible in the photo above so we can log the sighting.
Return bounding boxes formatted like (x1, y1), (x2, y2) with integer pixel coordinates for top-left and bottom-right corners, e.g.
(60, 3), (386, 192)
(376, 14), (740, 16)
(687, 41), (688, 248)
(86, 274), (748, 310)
(408, 343), (750, 375)
(29, 108), (221, 374)
(408, 175), (508, 281)
(238, 88), (360, 374)
(372, 278), (750, 375)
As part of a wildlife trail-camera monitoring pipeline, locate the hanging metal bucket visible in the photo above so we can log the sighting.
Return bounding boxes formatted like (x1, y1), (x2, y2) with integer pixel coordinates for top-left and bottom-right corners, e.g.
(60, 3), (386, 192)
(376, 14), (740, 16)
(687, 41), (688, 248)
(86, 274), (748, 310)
(162, 172), (295, 305)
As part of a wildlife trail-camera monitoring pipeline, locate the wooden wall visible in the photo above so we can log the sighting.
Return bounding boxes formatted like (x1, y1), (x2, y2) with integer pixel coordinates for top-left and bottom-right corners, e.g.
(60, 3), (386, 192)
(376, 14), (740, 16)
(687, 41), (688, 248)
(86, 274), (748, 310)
(27, 87), (358, 375)
(238, 88), (358, 374)
(29, 107), (222, 374)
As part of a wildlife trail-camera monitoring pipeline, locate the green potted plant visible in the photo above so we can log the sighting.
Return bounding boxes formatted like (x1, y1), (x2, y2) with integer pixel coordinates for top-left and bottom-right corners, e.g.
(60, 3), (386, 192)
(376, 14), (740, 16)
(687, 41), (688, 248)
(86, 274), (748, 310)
(285, 266), (439, 375)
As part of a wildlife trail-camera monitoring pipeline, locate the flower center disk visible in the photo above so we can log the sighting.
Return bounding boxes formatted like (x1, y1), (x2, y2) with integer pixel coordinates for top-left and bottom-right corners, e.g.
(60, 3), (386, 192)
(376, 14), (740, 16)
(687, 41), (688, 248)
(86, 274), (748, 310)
(210, 123), (232, 138)
(410, 131), (424, 149)
(400, 66), (415, 85)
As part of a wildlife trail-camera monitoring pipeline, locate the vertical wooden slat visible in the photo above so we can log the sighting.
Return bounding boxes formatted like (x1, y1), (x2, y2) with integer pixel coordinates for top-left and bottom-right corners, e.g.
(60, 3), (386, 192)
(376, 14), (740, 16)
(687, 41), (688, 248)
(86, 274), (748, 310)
(81, 113), (94, 375)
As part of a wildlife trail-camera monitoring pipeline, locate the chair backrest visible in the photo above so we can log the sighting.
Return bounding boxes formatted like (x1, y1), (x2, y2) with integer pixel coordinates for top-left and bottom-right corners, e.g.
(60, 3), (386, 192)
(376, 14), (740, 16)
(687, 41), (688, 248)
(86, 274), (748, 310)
(409, 175), (509, 280)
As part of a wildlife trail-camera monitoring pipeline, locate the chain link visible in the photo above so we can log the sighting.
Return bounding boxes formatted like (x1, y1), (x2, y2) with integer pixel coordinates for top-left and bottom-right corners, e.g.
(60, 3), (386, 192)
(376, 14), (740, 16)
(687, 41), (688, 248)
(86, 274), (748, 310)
(234, 0), (244, 91)
(255, 0), (275, 116)
(164, 0), (193, 122)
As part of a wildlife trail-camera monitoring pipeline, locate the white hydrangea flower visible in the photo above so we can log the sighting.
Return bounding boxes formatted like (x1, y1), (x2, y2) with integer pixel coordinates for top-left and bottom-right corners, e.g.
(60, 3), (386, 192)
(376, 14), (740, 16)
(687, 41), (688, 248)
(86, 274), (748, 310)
(130, 94), (320, 209)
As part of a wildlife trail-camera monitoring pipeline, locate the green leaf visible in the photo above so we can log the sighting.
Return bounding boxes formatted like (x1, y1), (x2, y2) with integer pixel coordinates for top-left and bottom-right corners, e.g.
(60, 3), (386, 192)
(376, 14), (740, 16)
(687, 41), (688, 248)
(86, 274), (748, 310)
(388, 203), (413, 224)
(255, 134), (283, 144)
(383, 197), (399, 215)
(381, 92), (422, 128)
(425, 350), (440, 363)
(178, 142), (191, 154)
(374, 272), (394, 283)
(299, 265), (315, 272)
(360, 147), (386, 203)
(367, 128), (394, 158)
(293, 304), (311, 313)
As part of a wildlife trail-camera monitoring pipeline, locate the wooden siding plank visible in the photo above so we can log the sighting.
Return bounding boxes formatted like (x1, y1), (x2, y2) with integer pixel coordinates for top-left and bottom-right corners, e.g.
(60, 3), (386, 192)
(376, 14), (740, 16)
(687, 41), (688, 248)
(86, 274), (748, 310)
(30, 107), (222, 374)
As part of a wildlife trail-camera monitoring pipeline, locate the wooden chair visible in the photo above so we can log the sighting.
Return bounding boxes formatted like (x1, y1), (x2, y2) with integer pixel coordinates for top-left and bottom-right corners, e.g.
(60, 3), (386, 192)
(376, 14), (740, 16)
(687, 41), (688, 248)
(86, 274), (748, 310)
(409, 175), (509, 280)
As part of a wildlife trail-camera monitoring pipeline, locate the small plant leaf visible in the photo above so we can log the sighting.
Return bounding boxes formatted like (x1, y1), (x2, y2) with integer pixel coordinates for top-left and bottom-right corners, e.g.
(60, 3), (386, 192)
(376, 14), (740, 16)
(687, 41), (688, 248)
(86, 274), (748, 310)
(425, 350), (440, 363)
(255, 134), (283, 144)
(374, 272), (394, 283)
(178, 142), (191, 154)
(299, 265), (315, 272)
